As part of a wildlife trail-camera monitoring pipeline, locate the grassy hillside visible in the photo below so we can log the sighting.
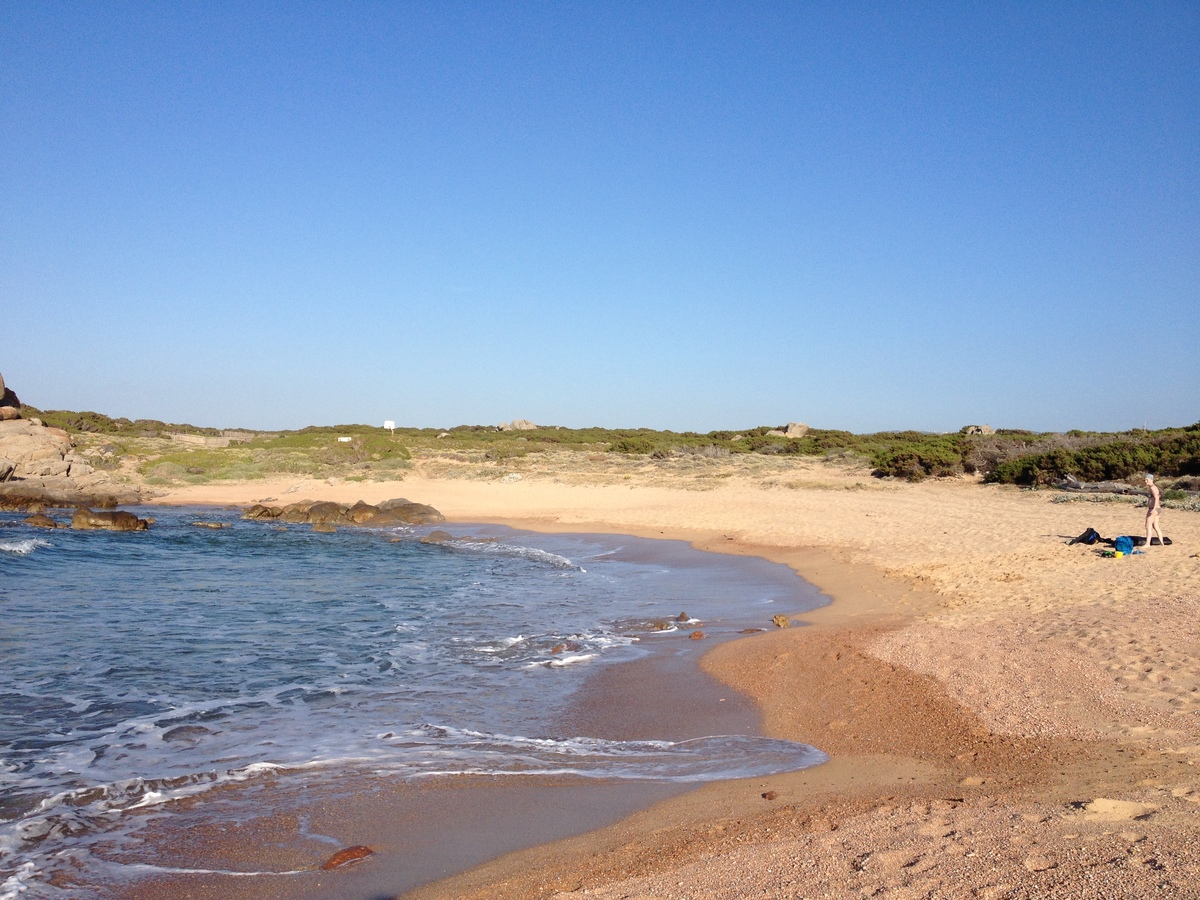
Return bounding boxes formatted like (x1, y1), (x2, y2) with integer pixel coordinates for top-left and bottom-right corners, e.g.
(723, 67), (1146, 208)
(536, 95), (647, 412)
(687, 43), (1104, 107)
(19, 405), (1200, 488)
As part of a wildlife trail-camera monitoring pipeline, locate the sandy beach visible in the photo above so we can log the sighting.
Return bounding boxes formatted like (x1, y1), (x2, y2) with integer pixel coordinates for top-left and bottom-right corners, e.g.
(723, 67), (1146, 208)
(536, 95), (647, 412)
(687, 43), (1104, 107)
(142, 461), (1200, 897)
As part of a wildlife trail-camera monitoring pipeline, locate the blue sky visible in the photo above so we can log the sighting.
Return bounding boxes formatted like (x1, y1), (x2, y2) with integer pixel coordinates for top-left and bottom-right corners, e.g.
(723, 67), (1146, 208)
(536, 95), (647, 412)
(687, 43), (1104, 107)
(2, 2), (1196, 433)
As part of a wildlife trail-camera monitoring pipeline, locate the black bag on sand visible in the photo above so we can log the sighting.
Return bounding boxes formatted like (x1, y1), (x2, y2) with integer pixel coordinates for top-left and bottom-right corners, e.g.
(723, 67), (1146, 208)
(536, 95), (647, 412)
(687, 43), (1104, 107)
(1069, 527), (1103, 546)
(1130, 535), (1172, 547)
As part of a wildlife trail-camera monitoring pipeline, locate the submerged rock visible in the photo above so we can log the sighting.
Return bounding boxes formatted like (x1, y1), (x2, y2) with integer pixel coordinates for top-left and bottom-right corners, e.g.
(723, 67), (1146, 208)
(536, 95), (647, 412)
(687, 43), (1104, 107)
(24, 513), (57, 528)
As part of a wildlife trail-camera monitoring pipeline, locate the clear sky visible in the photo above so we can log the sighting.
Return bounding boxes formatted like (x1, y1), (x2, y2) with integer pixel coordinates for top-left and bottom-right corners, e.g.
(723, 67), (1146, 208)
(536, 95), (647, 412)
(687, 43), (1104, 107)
(2, 2), (1197, 433)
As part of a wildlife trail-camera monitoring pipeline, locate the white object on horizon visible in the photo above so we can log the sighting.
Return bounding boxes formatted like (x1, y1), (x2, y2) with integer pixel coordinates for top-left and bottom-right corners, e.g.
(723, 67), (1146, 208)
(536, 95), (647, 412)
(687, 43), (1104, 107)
(384, 420), (396, 435)
(337, 436), (352, 443)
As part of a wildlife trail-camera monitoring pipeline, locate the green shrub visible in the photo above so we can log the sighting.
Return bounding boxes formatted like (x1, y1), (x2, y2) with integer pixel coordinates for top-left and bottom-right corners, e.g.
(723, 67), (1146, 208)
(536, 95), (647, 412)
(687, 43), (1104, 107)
(986, 427), (1200, 485)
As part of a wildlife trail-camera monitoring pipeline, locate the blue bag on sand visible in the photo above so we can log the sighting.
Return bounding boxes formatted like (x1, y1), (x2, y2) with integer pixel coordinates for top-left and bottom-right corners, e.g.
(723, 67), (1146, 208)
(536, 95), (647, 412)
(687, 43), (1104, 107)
(1114, 536), (1134, 555)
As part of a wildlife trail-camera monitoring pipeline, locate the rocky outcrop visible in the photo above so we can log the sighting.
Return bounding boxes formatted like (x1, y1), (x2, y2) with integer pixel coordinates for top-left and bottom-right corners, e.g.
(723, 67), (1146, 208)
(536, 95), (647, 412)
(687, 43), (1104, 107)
(0, 417), (98, 498)
(0, 407), (137, 510)
(498, 419), (537, 431)
(71, 507), (151, 531)
(242, 498), (444, 527)
(24, 513), (58, 528)
(0, 372), (21, 419)
(768, 423), (809, 438)
(0, 420), (73, 475)
(962, 424), (996, 435)
(0, 484), (141, 511)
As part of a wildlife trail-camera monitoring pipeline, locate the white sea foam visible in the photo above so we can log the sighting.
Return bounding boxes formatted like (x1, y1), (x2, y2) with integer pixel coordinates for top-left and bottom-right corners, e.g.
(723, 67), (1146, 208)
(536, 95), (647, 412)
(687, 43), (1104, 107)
(545, 652), (598, 667)
(446, 539), (584, 571)
(0, 538), (50, 555)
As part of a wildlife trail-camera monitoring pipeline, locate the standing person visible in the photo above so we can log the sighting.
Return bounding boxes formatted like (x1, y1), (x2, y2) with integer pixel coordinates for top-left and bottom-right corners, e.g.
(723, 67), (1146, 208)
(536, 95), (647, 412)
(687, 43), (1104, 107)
(1144, 474), (1165, 547)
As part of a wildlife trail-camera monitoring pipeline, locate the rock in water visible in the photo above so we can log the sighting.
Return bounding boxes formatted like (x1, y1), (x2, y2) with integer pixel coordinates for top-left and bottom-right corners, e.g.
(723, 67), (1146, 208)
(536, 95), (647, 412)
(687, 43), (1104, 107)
(24, 513), (57, 528)
(71, 507), (150, 531)
(772, 614), (791, 628)
(319, 845), (374, 870)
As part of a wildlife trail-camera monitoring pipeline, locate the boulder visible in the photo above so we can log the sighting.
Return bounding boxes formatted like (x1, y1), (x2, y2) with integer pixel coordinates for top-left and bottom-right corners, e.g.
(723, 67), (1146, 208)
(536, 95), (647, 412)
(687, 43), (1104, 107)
(25, 458), (70, 478)
(311, 522), (337, 533)
(263, 498), (444, 528)
(24, 513), (57, 528)
(376, 498), (412, 510)
(772, 614), (791, 628)
(346, 500), (380, 524)
(0, 373), (20, 416)
(0, 420), (74, 479)
(305, 501), (350, 525)
(279, 500), (326, 523)
(785, 422), (809, 439)
(71, 507), (150, 531)
(498, 419), (537, 431)
(362, 501), (444, 526)
(0, 458), (13, 483)
(962, 424), (996, 436)
(765, 429), (786, 437)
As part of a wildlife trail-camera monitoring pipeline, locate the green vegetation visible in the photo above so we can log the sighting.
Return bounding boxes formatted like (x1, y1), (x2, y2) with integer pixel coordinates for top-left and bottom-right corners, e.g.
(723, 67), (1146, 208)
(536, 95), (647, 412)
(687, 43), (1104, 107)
(21, 406), (220, 436)
(20, 406), (1200, 489)
(985, 425), (1200, 485)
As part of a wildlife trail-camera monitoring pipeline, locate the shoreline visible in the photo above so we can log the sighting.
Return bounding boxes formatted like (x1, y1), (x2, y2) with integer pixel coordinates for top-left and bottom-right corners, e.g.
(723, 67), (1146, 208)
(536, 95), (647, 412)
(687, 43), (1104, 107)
(131, 474), (1200, 895)
(106, 516), (827, 899)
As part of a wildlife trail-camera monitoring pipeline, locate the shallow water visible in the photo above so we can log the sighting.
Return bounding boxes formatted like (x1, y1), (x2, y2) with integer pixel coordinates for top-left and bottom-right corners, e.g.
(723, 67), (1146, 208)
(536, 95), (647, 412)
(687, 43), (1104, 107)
(0, 507), (827, 897)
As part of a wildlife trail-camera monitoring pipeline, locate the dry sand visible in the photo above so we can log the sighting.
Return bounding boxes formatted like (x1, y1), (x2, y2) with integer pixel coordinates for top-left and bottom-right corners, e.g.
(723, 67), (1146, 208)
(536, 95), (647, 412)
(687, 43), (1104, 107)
(148, 460), (1200, 897)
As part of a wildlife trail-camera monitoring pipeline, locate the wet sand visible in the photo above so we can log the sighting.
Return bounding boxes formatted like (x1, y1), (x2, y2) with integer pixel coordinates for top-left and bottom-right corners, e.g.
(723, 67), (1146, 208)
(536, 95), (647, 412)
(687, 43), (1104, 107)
(139, 469), (1200, 896)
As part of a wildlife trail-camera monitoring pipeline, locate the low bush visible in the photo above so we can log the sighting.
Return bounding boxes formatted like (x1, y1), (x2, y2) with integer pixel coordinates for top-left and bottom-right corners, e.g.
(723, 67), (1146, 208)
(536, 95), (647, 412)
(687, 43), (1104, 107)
(986, 427), (1200, 485)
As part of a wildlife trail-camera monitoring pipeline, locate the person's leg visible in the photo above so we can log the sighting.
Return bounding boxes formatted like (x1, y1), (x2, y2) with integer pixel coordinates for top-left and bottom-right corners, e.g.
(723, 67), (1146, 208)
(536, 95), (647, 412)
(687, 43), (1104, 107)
(1152, 513), (1164, 545)
(1146, 512), (1156, 546)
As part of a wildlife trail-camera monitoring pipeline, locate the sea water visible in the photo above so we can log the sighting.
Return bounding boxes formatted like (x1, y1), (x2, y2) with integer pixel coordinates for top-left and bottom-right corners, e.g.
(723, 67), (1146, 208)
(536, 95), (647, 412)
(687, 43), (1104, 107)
(0, 507), (827, 897)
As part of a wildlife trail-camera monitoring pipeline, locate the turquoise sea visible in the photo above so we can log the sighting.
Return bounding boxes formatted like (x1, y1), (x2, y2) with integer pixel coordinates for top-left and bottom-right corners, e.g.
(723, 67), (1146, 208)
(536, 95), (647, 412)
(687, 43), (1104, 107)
(0, 506), (827, 897)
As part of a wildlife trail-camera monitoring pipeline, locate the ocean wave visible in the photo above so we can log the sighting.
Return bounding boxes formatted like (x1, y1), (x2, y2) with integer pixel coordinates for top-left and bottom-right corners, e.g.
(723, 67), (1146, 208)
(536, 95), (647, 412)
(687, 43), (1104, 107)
(378, 724), (828, 782)
(0, 761), (293, 900)
(450, 629), (635, 668)
(441, 539), (584, 571)
(0, 538), (50, 556)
